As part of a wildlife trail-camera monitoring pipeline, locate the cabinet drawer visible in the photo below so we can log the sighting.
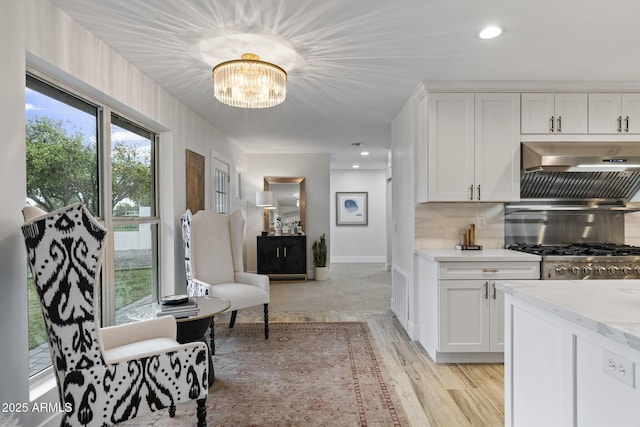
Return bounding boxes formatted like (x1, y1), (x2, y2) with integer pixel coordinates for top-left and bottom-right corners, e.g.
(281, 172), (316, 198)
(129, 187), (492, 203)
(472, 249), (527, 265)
(439, 262), (540, 280)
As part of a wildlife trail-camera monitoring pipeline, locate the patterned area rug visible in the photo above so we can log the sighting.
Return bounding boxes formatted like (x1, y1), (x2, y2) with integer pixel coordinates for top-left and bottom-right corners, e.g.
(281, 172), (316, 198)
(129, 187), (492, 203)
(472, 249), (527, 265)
(125, 322), (407, 426)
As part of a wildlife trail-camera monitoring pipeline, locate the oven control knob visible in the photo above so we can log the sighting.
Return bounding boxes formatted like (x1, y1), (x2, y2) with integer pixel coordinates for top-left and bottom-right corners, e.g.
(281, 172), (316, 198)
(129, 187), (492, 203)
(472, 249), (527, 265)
(622, 266), (632, 275)
(555, 265), (567, 275)
(608, 265), (619, 275)
(569, 266), (581, 275)
(595, 266), (607, 275)
(583, 266), (593, 275)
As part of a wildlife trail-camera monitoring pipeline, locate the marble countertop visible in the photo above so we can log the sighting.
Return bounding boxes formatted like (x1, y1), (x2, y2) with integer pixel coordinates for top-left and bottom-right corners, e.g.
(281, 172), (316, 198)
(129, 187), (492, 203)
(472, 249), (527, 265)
(496, 280), (640, 352)
(416, 248), (542, 262)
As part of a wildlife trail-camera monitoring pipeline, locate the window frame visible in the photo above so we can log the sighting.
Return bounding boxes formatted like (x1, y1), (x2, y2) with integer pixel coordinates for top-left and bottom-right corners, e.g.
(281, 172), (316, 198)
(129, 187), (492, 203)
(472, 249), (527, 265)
(25, 69), (161, 376)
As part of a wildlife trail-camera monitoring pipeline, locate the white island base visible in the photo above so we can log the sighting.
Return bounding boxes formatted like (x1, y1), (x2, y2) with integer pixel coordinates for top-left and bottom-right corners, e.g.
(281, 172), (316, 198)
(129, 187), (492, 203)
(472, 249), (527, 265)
(498, 280), (640, 427)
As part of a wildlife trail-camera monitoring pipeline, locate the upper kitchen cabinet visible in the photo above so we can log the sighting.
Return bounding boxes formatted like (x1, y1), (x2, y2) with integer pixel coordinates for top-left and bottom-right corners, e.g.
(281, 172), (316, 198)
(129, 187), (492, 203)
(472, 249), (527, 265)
(419, 92), (520, 202)
(588, 93), (640, 134)
(521, 93), (588, 134)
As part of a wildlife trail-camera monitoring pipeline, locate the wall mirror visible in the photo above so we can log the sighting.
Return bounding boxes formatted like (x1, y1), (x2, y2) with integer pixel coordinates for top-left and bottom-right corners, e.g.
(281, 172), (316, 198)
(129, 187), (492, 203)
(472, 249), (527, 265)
(263, 177), (305, 233)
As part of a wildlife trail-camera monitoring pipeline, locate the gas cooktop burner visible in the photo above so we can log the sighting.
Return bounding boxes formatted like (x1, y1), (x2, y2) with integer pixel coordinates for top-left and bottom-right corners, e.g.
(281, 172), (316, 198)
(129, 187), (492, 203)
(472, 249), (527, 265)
(508, 243), (640, 257)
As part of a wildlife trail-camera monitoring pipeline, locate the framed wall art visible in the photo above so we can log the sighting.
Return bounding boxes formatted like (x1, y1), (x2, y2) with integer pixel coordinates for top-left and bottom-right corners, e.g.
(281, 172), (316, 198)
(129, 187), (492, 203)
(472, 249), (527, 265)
(336, 192), (368, 226)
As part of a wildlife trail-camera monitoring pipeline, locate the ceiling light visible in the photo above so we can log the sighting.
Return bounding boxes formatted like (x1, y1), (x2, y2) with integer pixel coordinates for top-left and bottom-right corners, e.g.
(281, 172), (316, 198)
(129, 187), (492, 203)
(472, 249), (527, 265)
(352, 164), (360, 169)
(479, 26), (503, 39)
(212, 53), (287, 108)
(360, 151), (370, 156)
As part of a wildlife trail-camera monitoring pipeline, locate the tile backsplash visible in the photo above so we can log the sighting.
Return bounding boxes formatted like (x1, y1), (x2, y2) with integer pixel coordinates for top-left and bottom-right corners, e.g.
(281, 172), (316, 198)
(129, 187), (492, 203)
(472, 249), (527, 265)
(415, 203), (506, 249)
(416, 203), (640, 249)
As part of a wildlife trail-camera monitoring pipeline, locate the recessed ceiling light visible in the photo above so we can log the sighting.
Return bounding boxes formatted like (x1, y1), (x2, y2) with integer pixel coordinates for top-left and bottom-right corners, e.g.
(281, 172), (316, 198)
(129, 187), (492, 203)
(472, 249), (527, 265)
(352, 164), (360, 169)
(479, 26), (503, 39)
(360, 151), (369, 156)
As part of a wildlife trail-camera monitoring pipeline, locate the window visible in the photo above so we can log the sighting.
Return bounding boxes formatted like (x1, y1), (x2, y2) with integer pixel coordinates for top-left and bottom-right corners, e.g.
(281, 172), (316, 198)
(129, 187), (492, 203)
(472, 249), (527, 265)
(111, 114), (159, 325)
(25, 74), (160, 376)
(213, 157), (230, 214)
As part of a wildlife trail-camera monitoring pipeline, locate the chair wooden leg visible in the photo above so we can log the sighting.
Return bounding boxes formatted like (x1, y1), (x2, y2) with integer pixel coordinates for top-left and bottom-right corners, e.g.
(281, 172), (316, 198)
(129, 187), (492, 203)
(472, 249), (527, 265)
(264, 303), (269, 339)
(229, 310), (237, 328)
(209, 317), (215, 355)
(197, 398), (207, 427)
(169, 405), (176, 417)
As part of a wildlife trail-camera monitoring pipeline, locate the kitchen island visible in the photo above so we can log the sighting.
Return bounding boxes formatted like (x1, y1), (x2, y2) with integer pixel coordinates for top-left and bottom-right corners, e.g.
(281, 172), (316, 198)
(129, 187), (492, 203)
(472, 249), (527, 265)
(496, 280), (640, 427)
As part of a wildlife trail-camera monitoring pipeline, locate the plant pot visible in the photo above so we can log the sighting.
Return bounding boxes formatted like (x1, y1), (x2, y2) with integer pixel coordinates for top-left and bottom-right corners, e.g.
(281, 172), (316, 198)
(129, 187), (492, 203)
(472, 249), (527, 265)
(315, 266), (329, 281)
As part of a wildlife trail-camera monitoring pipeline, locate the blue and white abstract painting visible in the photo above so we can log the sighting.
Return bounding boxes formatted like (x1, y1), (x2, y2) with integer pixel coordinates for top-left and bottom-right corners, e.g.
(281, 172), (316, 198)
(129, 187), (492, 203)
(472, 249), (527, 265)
(336, 192), (368, 225)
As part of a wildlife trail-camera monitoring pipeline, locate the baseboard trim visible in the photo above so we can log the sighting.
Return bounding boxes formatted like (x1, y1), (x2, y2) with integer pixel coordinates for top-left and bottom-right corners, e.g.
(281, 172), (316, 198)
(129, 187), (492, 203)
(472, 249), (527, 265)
(330, 256), (386, 263)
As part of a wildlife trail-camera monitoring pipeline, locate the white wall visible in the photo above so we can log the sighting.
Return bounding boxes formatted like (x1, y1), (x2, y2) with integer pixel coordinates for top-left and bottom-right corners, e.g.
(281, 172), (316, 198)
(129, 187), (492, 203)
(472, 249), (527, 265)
(1, 1), (247, 425)
(244, 153), (330, 279)
(330, 169), (387, 263)
(391, 92), (417, 337)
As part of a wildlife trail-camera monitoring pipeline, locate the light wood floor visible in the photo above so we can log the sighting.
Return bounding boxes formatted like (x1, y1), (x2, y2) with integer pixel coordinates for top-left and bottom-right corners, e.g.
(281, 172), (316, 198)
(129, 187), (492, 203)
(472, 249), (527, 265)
(225, 264), (505, 426)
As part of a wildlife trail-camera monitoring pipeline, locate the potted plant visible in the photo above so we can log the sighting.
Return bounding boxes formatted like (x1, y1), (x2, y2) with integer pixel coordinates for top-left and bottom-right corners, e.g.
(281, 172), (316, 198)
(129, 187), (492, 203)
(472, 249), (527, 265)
(312, 233), (329, 281)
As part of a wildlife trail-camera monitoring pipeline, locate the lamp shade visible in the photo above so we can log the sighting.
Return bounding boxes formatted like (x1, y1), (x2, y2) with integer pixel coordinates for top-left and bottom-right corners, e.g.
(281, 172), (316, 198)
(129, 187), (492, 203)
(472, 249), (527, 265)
(256, 191), (274, 207)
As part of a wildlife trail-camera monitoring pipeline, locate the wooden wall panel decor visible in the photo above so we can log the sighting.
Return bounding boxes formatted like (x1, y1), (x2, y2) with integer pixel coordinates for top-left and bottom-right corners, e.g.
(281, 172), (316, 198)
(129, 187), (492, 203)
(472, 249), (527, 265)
(186, 149), (205, 213)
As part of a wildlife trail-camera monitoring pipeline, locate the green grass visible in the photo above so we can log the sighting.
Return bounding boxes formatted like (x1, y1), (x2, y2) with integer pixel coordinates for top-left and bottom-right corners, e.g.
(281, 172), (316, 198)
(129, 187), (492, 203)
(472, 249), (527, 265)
(28, 268), (152, 350)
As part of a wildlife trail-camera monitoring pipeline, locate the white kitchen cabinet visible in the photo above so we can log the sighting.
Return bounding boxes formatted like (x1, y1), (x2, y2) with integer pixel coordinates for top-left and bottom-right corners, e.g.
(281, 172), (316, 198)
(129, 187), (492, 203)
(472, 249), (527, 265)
(416, 251), (540, 363)
(588, 93), (640, 134)
(439, 279), (503, 352)
(521, 93), (587, 134)
(424, 92), (520, 202)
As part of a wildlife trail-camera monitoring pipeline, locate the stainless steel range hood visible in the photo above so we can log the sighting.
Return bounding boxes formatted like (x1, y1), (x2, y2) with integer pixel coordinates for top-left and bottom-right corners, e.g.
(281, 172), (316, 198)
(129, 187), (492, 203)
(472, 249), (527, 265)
(522, 141), (640, 172)
(520, 141), (640, 202)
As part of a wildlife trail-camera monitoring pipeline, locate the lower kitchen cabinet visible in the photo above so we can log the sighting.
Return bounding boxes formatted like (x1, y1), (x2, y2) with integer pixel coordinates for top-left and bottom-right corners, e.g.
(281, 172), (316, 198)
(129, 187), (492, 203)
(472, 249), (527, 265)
(257, 235), (307, 279)
(439, 279), (504, 353)
(415, 252), (539, 363)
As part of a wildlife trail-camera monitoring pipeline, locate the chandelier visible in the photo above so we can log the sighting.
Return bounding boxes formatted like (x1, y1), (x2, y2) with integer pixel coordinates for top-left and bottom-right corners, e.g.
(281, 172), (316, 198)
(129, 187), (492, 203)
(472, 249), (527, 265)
(212, 53), (287, 108)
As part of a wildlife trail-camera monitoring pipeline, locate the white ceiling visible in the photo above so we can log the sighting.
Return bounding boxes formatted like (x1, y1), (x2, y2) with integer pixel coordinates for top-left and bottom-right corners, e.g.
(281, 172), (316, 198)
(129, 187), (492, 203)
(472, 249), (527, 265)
(50, 0), (640, 169)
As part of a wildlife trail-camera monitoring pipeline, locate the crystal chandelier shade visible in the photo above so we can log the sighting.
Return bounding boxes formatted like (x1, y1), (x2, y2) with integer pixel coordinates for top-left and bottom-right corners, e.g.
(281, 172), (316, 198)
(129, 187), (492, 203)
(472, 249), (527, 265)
(212, 53), (287, 108)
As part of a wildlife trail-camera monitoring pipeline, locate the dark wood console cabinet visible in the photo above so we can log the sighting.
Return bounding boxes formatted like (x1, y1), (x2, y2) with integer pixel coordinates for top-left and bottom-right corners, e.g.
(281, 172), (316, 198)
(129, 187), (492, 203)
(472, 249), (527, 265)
(257, 235), (307, 280)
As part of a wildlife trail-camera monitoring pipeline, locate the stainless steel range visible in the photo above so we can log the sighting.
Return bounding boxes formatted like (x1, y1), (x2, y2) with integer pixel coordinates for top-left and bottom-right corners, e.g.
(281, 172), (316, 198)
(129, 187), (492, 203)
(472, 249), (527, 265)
(507, 243), (640, 280)
(504, 140), (640, 280)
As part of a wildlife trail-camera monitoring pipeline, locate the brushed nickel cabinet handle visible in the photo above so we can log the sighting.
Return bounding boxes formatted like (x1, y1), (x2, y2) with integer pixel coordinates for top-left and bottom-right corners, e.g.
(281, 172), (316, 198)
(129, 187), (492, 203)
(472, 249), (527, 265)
(483, 268), (500, 273)
(618, 116), (623, 132)
(469, 184), (474, 201)
(484, 282), (489, 299)
(477, 185), (481, 201)
(557, 116), (562, 132)
(277, 247), (280, 258)
(284, 247), (287, 257)
(625, 116), (630, 132)
(550, 116), (555, 132)
(492, 282), (497, 299)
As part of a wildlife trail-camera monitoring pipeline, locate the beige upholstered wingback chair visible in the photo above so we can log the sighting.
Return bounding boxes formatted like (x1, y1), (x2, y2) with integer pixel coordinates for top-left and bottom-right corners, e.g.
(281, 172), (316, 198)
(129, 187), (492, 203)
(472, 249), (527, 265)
(22, 203), (209, 427)
(181, 209), (270, 342)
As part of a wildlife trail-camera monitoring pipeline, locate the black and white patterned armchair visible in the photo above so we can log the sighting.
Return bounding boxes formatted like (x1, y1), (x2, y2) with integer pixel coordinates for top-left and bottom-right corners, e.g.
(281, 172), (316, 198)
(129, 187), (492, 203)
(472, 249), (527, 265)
(22, 203), (208, 427)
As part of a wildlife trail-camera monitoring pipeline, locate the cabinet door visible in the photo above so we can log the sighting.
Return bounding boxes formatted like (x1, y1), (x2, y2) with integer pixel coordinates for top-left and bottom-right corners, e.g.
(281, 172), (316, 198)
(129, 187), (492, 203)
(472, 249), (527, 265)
(489, 282), (504, 352)
(588, 93), (621, 134)
(439, 280), (489, 352)
(554, 93), (587, 134)
(622, 93), (640, 134)
(475, 93), (520, 201)
(280, 236), (306, 274)
(256, 237), (283, 274)
(427, 93), (475, 201)
(521, 93), (555, 134)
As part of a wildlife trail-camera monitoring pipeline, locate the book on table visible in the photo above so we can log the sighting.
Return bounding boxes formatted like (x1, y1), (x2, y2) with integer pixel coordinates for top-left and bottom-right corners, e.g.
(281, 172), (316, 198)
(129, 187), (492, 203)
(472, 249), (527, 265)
(154, 296), (199, 318)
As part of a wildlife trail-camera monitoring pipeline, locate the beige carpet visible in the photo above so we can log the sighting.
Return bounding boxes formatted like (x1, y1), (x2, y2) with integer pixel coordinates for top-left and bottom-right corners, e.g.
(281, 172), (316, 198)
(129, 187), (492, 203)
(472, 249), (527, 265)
(126, 322), (408, 426)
